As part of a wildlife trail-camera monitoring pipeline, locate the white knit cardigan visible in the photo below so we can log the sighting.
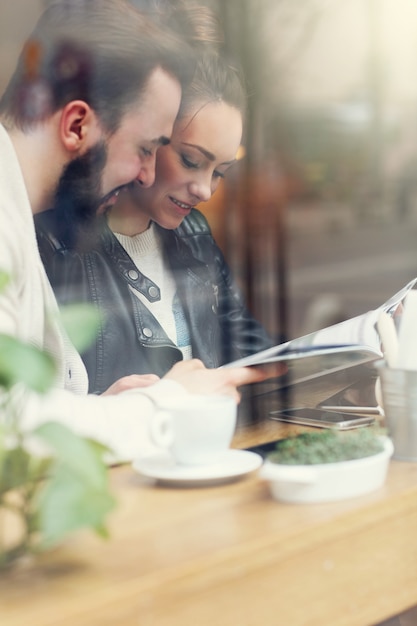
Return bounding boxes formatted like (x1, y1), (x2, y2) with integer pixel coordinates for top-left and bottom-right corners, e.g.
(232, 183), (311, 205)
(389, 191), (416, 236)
(0, 124), (185, 461)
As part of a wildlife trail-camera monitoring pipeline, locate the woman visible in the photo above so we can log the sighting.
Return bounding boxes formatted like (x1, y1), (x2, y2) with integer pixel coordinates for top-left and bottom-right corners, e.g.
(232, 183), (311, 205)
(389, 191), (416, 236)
(36, 51), (274, 394)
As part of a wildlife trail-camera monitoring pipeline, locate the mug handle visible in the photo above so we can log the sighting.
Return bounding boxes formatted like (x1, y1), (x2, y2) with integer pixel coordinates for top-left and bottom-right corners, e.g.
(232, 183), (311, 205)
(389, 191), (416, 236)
(374, 377), (384, 412)
(149, 410), (174, 448)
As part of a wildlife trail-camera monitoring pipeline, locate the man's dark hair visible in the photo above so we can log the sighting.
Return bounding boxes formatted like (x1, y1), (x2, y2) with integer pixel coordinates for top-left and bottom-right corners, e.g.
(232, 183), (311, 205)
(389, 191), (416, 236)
(0, 0), (194, 133)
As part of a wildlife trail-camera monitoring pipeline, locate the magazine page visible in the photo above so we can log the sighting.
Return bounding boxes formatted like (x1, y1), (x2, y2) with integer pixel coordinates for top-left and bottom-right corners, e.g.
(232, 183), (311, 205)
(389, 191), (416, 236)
(306, 276), (417, 351)
(224, 277), (417, 370)
(222, 314), (381, 370)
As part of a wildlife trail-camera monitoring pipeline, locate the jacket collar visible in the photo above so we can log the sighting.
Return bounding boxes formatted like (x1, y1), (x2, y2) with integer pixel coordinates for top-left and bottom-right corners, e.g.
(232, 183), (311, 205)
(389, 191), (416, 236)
(100, 217), (211, 286)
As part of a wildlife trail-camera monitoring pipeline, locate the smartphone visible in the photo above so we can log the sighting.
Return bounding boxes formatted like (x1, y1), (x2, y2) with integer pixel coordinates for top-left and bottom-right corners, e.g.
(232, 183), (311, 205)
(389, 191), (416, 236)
(269, 407), (375, 430)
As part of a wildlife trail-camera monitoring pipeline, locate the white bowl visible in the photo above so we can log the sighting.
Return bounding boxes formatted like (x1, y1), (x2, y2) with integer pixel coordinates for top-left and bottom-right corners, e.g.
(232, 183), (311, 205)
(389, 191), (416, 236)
(260, 436), (393, 504)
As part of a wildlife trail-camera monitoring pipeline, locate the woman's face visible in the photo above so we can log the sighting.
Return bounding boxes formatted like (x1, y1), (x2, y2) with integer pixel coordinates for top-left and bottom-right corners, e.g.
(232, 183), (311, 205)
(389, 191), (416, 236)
(129, 100), (243, 230)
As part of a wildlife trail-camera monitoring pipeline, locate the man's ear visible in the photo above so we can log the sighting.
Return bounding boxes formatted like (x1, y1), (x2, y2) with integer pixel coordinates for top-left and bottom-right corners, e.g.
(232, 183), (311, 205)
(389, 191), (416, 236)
(59, 101), (101, 153)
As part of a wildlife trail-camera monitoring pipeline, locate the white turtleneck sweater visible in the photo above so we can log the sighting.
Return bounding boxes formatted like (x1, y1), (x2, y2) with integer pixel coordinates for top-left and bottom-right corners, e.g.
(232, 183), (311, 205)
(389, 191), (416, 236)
(0, 123), (187, 462)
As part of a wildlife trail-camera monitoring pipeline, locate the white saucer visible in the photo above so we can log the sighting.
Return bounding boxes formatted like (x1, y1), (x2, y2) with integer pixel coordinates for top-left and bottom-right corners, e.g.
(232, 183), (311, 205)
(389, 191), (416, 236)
(132, 449), (263, 487)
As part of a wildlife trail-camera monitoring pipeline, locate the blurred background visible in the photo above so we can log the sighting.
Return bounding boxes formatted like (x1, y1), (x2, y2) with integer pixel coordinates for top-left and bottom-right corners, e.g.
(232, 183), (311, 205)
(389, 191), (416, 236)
(2, 0), (417, 344)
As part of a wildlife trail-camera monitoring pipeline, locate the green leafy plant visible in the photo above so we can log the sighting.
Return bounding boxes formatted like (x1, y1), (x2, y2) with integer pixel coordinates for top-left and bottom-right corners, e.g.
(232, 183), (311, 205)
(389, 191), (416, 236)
(267, 428), (385, 466)
(0, 271), (115, 568)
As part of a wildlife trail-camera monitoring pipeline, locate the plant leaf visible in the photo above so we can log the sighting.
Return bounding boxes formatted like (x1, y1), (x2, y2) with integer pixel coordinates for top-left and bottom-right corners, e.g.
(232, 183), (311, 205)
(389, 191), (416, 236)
(0, 446), (32, 495)
(34, 422), (112, 489)
(33, 422), (116, 547)
(0, 334), (56, 392)
(0, 271), (10, 293)
(0, 423), (6, 469)
(37, 466), (116, 547)
(58, 304), (101, 353)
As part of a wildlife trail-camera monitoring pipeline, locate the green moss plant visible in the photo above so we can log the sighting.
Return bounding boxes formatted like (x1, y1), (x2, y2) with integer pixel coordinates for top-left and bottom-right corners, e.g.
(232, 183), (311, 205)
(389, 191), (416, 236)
(267, 428), (385, 466)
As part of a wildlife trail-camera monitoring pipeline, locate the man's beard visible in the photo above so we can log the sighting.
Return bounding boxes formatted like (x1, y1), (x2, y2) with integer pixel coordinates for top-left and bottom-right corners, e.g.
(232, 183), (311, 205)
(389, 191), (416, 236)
(53, 142), (107, 250)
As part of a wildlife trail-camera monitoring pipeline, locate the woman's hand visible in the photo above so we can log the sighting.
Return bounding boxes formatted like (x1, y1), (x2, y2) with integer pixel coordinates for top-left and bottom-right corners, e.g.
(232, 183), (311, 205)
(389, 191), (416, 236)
(101, 358), (286, 402)
(163, 359), (267, 403)
(102, 374), (160, 396)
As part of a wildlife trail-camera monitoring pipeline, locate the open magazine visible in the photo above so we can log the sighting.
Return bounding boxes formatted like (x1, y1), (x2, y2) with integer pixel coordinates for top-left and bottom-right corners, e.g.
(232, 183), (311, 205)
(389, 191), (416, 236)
(222, 277), (417, 391)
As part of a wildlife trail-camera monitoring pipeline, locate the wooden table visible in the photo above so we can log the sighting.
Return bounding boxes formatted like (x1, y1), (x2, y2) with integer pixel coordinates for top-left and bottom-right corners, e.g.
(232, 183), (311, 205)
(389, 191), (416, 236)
(1, 418), (417, 626)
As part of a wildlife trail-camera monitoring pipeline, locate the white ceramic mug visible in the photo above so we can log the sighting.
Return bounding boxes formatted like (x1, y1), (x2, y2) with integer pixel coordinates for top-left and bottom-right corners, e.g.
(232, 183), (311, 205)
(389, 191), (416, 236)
(150, 394), (238, 466)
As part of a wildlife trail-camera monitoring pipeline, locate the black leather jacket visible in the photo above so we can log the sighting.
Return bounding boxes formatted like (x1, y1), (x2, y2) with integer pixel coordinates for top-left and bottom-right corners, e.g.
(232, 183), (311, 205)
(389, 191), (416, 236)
(35, 208), (273, 394)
